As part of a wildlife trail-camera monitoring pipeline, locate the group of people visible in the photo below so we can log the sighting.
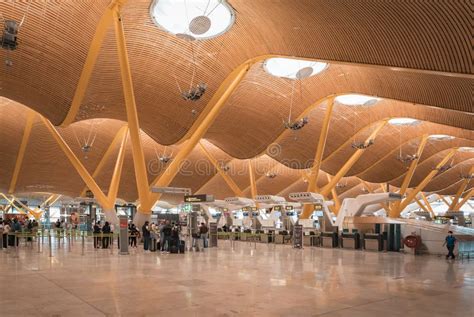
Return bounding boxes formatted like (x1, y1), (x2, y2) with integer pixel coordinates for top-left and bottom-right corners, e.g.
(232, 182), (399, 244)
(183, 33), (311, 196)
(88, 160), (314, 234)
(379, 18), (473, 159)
(0, 218), (38, 247)
(141, 220), (181, 253)
(92, 221), (114, 249)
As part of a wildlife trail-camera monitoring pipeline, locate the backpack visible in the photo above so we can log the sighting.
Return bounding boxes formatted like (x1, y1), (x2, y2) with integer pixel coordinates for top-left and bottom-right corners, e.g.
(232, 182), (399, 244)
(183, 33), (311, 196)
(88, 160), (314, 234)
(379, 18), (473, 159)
(163, 226), (172, 236)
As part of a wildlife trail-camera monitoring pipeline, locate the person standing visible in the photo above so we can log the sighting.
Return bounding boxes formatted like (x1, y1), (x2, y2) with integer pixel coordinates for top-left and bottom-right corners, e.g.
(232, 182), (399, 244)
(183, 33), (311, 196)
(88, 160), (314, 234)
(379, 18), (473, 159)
(93, 221), (102, 249)
(129, 224), (138, 248)
(443, 231), (457, 260)
(159, 221), (165, 252)
(142, 221), (151, 252)
(199, 222), (209, 248)
(161, 221), (172, 253)
(102, 221), (111, 249)
(4, 220), (11, 247)
(12, 218), (21, 246)
(0, 220), (4, 249)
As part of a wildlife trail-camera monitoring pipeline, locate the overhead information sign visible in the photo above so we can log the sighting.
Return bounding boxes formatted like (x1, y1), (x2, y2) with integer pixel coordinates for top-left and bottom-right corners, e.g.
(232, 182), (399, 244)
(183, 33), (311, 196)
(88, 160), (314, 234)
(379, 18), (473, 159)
(184, 194), (214, 203)
(152, 187), (192, 195)
(314, 203), (323, 211)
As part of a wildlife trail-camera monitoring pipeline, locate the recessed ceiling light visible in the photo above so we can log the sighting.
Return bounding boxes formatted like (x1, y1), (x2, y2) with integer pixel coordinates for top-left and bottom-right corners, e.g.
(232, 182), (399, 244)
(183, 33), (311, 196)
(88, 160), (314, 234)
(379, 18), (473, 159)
(428, 134), (455, 141)
(335, 94), (380, 106)
(150, 0), (235, 40)
(458, 147), (474, 153)
(263, 58), (328, 79)
(388, 118), (421, 126)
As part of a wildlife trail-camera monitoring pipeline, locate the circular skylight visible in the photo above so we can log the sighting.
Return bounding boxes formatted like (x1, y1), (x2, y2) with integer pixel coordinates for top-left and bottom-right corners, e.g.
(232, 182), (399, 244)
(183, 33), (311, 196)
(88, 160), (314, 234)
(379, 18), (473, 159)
(335, 94), (380, 106)
(388, 118), (421, 126)
(428, 134), (455, 141)
(263, 58), (328, 79)
(458, 147), (474, 153)
(150, 0), (235, 40)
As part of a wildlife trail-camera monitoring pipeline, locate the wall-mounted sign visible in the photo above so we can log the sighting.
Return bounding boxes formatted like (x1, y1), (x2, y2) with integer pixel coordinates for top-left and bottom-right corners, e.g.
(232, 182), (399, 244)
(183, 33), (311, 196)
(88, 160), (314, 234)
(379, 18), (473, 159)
(184, 194), (214, 203)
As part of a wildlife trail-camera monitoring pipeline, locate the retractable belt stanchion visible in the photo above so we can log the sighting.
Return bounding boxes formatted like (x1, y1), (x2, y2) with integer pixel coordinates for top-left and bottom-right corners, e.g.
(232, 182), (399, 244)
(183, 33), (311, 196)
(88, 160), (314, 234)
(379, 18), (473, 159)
(81, 231), (85, 256)
(15, 233), (19, 258)
(48, 230), (53, 258)
(68, 230), (71, 252)
(37, 232), (41, 253)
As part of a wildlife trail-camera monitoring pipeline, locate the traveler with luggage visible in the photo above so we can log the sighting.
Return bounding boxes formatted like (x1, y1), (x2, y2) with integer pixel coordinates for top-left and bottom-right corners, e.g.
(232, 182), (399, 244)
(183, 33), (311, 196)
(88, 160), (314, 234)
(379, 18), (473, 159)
(169, 223), (180, 253)
(142, 221), (151, 252)
(200, 222), (209, 248)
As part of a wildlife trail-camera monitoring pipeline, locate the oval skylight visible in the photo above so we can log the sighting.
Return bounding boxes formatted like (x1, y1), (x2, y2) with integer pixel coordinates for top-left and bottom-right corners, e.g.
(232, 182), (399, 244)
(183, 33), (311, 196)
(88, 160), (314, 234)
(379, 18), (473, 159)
(428, 134), (455, 141)
(458, 147), (474, 152)
(150, 0), (235, 40)
(335, 94), (380, 106)
(263, 58), (328, 79)
(388, 118), (421, 126)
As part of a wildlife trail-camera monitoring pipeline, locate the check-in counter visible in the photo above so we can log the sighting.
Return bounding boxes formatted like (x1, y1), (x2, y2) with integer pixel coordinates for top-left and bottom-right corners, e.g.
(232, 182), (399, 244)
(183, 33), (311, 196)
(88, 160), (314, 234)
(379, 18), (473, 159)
(274, 232), (292, 244)
(260, 232), (274, 243)
(240, 230), (252, 241)
(321, 232), (338, 248)
(303, 233), (319, 246)
(363, 233), (383, 251)
(340, 232), (361, 250)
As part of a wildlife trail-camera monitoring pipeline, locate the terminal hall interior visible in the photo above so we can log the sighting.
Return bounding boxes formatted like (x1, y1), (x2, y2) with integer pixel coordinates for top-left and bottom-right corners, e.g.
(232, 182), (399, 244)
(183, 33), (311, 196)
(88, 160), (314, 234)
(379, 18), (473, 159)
(0, 0), (473, 316)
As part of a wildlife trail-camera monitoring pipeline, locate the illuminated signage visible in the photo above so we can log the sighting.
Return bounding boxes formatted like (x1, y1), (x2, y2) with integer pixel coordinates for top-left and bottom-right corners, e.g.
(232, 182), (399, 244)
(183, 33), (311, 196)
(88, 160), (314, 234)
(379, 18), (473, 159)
(285, 206), (293, 211)
(184, 194), (214, 203)
(314, 203), (323, 211)
(273, 206), (282, 211)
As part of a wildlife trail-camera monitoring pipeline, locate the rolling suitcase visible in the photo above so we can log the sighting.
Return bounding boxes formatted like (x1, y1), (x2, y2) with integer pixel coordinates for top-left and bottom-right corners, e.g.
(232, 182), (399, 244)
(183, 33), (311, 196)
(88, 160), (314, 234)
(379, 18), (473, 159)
(170, 245), (179, 254)
(179, 240), (185, 253)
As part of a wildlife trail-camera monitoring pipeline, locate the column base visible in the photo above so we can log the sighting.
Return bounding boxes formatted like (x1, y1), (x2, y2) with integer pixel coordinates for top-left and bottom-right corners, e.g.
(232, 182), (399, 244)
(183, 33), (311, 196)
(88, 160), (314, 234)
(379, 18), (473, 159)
(103, 208), (119, 226)
(133, 211), (151, 229)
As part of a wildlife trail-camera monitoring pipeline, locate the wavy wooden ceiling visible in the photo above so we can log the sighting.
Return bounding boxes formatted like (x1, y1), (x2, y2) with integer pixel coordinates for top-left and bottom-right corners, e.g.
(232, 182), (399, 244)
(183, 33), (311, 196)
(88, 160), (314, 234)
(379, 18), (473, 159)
(0, 1), (472, 204)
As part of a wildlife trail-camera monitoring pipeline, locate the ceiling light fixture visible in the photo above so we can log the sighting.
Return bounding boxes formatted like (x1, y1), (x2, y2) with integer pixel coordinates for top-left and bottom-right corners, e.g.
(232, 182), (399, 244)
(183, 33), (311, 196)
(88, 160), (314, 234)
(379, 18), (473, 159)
(335, 94), (380, 106)
(458, 147), (474, 153)
(388, 117), (421, 126)
(150, 0), (235, 40)
(263, 58), (328, 79)
(428, 134), (455, 141)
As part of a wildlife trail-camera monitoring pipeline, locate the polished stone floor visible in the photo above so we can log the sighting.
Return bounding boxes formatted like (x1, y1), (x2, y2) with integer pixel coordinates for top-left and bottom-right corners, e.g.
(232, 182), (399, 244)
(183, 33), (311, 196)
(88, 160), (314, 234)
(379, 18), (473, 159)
(0, 239), (473, 317)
